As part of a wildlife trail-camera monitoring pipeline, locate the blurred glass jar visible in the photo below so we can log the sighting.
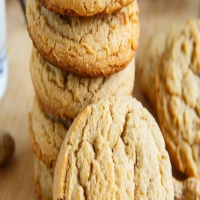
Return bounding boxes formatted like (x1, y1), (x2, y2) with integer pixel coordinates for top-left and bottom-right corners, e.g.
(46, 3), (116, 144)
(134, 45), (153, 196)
(0, 0), (8, 100)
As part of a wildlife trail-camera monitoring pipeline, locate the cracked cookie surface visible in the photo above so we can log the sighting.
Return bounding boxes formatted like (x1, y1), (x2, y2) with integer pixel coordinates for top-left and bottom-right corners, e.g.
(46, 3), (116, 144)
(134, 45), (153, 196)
(38, 0), (135, 16)
(26, 0), (139, 77)
(53, 96), (173, 200)
(156, 19), (200, 177)
(30, 47), (135, 119)
(34, 156), (54, 200)
(29, 96), (73, 169)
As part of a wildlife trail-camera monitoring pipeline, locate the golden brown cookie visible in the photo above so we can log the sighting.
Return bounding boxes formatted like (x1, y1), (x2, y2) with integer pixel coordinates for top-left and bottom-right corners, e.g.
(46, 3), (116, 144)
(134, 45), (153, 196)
(38, 0), (135, 16)
(138, 24), (180, 108)
(30, 47), (135, 119)
(138, 29), (167, 107)
(53, 96), (174, 200)
(26, 0), (140, 77)
(156, 19), (200, 178)
(29, 96), (73, 169)
(34, 156), (54, 200)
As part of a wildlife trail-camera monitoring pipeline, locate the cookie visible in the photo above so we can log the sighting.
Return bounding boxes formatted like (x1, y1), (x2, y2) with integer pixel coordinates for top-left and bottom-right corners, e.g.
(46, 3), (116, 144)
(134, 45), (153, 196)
(138, 29), (167, 107)
(138, 24), (180, 108)
(156, 19), (200, 177)
(30, 47), (135, 119)
(34, 156), (54, 200)
(53, 96), (174, 200)
(38, 0), (135, 16)
(173, 177), (200, 200)
(29, 96), (73, 169)
(26, 0), (140, 77)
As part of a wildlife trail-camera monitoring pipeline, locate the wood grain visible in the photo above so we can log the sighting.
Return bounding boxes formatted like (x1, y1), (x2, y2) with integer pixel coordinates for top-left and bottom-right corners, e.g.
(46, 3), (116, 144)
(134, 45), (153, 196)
(0, 0), (199, 199)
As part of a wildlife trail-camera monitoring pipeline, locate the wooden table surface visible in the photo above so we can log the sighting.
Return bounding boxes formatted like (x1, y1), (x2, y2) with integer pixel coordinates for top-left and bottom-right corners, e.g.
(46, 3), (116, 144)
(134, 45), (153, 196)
(0, 0), (199, 199)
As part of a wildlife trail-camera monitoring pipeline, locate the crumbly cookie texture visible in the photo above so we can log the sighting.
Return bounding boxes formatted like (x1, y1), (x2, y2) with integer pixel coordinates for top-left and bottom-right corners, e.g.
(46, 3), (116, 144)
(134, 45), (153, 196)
(53, 96), (174, 200)
(30, 47), (135, 119)
(29, 96), (73, 169)
(173, 177), (200, 200)
(38, 0), (135, 16)
(156, 19), (200, 177)
(34, 156), (54, 200)
(26, 0), (140, 77)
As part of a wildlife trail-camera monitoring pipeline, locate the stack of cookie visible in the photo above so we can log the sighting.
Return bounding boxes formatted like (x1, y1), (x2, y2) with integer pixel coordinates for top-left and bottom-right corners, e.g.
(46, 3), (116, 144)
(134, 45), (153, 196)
(26, 0), (140, 199)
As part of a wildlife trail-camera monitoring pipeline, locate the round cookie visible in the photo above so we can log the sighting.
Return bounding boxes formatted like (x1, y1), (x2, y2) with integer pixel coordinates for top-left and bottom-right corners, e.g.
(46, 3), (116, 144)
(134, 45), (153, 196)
(156, 19), (200, 177)
(26, 0), (140, 77)
(29, 96), (73, 169)
(53, 96), (174, 200)
(30, 47), (135, 119)
(34, 156), (54, 200)
(38, 0), (135, 17)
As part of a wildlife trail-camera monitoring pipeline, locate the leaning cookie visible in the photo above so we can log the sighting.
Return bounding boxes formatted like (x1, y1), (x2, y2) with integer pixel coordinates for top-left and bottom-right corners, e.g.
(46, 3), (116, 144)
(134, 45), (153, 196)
(38, 0), (135, 16)
(34, 156), (54, 200)
(156, 19), (200, 178)
(30, 47), (135, 119)
(53, 96), (174, 200)
(26, 0), (139, 77)
(29, 96), (73, 169)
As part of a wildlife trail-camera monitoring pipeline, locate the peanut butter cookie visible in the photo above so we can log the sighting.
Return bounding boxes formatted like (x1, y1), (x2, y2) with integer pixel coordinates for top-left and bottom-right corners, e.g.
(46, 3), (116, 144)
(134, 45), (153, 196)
(26, 0), (140, 77)
(34, 156), (54, 200)
(138, 29), (167, 107)
(29, 96), (73, 169)
(53, 96), (174, 200)
(173, 177), (200, 200)
(30, 47), (135, 119)
(138, 24), (180, 108)
(38, 0), (135, 17)
(156, 19), (200, 178)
